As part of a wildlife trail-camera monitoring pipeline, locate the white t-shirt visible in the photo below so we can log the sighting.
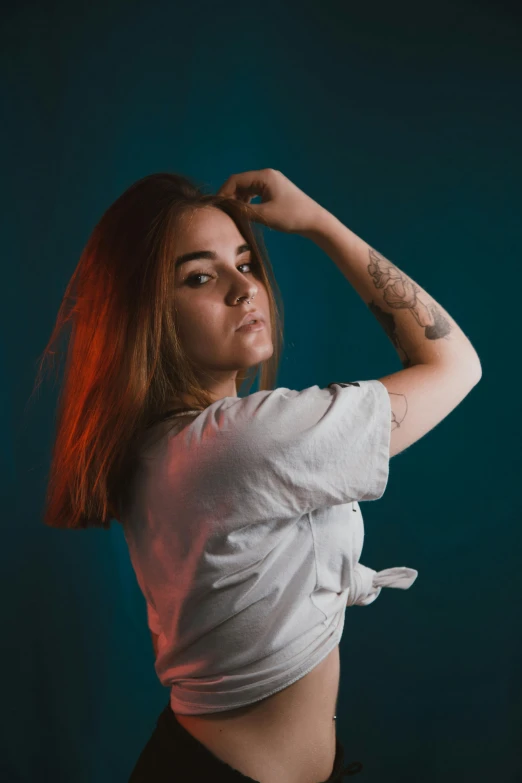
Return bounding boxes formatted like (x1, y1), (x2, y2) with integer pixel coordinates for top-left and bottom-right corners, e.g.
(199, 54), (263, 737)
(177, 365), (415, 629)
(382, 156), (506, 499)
(122, 380), (418, 715)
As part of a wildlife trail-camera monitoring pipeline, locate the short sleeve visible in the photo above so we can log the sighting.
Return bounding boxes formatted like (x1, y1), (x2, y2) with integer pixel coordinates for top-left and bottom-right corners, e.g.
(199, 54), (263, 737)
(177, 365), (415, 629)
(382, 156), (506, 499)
(146, 600), (162, 635)
(224, 379), (391, 516)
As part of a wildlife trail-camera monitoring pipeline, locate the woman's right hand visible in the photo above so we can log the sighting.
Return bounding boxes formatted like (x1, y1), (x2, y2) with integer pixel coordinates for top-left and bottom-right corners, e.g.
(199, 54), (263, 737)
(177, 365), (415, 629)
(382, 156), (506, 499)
(216, 168), (326, 235)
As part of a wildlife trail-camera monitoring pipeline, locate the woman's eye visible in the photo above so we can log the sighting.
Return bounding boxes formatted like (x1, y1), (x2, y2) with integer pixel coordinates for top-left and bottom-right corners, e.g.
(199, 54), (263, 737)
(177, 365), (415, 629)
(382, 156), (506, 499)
(185, 263), (253, 287)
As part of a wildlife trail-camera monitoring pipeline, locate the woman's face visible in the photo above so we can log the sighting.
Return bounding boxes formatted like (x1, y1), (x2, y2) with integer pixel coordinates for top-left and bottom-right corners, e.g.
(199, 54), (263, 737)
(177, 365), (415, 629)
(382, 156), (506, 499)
(172, 206), (274, 403)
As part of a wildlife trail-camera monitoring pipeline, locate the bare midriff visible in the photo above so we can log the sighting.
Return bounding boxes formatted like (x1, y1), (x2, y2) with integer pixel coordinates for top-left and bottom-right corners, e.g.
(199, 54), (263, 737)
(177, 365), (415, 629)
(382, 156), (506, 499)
(173, 645), (341, 783)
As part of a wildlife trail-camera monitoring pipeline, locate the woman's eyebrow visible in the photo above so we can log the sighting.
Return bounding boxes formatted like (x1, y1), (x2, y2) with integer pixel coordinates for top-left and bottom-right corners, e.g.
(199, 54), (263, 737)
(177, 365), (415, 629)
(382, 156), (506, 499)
(174, 243), (251, 269)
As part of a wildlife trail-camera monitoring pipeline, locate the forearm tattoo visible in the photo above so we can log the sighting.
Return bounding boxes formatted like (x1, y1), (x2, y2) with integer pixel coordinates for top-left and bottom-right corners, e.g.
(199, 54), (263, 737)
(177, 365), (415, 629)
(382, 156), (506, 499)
(366, 247), (452, 369)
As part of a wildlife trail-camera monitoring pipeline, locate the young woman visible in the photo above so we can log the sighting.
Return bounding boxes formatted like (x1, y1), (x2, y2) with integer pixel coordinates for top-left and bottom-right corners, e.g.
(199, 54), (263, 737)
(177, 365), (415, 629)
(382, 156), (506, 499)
(37, 168), (481, 782)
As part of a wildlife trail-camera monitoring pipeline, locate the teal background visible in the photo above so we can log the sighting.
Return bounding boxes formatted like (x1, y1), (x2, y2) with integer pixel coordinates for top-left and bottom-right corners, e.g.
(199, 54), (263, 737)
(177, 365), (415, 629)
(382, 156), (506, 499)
(3, 0), (521, 780)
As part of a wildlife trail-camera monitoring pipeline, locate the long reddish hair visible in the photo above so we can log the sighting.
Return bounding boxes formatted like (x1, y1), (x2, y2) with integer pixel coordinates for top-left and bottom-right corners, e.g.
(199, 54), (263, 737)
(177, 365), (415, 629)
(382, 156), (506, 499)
(31, 172), (284, 530)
